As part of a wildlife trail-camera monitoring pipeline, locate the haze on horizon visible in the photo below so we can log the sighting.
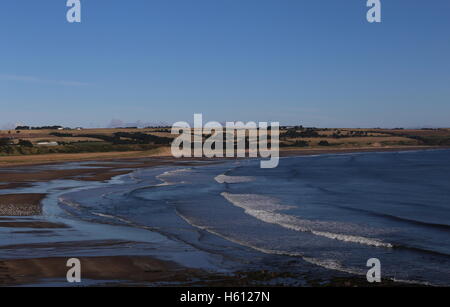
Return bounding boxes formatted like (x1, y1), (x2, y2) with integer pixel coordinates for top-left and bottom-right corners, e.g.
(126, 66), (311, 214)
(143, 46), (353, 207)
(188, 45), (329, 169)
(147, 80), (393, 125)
(1, 0), (449, 129)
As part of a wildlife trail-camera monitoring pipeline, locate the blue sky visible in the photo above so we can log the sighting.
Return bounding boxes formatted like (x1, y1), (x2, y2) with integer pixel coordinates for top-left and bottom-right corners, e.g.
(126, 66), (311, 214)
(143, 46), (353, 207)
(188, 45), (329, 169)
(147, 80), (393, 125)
(1, 0), (449, 128)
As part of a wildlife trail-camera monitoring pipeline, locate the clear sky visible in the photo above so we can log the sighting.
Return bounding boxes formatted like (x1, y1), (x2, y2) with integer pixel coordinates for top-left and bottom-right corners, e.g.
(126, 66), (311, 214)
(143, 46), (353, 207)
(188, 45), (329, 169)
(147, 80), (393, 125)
(1, 0), (449, 128)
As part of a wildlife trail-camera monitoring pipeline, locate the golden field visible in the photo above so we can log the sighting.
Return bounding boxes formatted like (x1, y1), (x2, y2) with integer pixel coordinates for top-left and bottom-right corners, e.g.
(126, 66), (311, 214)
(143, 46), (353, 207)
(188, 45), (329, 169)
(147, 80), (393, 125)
(0, 127), (448, 166)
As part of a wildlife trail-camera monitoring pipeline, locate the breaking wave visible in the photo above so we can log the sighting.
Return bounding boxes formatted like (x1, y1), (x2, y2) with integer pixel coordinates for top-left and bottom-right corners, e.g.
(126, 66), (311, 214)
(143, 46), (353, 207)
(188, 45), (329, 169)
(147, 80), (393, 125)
(155, 168), (191, 186)
(175, 209), (366, 277)
(214, 174), (256, 184)
(221, 192), (393, 248)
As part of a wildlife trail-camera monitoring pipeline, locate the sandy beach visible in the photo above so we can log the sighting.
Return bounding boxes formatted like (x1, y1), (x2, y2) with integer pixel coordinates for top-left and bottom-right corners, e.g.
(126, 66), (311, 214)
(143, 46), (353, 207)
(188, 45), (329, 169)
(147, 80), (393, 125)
(0, 254), (205, 286)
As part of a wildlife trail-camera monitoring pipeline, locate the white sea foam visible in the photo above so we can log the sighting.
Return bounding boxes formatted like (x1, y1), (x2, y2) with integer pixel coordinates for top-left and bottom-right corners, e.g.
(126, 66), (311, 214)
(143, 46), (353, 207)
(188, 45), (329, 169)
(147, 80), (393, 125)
(58, 197), (81, 210)
(91, 212), (132, 224)
(214, 174), (256, 184)
(303, 257), (364, 275)
(221, 192), (393, 248)
(221, 193), (294, 211)
(391, 278), (433, 286)
(156, 168), (191, 185)
(157, 168), (191, 178)
(176, 208), (433, 285)
(175, 209), (304, 257)
(177, 209), (366, 278)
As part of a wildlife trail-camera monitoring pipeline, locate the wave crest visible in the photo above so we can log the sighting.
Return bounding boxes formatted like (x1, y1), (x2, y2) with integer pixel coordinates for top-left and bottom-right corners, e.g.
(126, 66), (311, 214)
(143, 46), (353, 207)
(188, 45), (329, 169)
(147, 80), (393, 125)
(214, 174), (255, 184)
(221, 192), (393, 248)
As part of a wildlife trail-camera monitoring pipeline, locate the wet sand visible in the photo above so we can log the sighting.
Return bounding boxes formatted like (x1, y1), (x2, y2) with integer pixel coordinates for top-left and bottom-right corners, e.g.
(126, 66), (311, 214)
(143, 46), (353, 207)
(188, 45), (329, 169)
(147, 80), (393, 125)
(0, 157), (219, 286)
(0, 221), (68, 228)
(0, 161), (172, 187)
(0, 253), (416, 287)
(0, 239), (268, 286)
(0, 255), (203, 286)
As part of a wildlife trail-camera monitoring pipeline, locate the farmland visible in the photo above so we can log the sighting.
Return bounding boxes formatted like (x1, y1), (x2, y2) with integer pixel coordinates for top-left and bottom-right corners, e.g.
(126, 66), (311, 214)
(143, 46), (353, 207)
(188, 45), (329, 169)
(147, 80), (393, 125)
(0, 126), (449, 165)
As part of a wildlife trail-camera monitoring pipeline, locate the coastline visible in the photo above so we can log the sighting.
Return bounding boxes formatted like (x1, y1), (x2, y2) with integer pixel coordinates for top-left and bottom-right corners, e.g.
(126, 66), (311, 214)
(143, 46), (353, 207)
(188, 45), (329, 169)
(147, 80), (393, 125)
(0, 234), (421, 287)
(0, 254), (418, 287)
(0, 254), (205, 287)
(0, 145), (444, 168)
(1, 145), (444, 192)
(0, 147), (173, 168)
(0, 146), (445, 286)
(279, 145), (446, 157)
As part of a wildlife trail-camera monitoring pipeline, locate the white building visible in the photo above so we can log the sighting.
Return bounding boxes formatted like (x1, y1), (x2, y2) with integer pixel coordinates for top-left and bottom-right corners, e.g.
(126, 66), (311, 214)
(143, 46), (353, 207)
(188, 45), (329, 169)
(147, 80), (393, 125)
(36, 141), (59, 146)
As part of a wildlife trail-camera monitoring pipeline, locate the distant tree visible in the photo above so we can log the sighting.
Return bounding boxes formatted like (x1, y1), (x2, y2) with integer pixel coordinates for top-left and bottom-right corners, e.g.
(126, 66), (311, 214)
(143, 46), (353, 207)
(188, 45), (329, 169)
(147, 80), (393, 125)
(18, 139), (33, 147)
(0, 138), (11, 146)
(284, 128), (320, 138)
(294, 140), (309, 147)
(15, 126), (30, 130)
(32, 125), (63, 130)
(50, 132), (73, 137)
(318, 140), (330, 146)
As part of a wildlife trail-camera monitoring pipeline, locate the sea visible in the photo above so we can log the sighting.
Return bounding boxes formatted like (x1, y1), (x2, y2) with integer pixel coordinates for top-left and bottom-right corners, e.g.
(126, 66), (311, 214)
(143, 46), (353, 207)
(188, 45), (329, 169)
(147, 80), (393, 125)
(1, 149), (449, 285)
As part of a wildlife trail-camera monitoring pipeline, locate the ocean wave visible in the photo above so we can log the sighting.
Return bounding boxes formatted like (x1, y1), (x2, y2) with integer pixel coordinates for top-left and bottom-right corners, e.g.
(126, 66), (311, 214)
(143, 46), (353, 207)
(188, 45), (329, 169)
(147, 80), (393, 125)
(221, 193), (294, 211)
(221, 192), (393, 248)
(58, 196), (82, 210)
(391, 278), (433, 286)
(214, 174), (256, 184)
(337, 205), (450, 231)
(91, 212), (133, 224)
(175, 209), (304, 257)
(156, 168), (191, 186)
(303, 257), (364, 276)
(176, 209), (367, 277)
(177, 209), (432, 285)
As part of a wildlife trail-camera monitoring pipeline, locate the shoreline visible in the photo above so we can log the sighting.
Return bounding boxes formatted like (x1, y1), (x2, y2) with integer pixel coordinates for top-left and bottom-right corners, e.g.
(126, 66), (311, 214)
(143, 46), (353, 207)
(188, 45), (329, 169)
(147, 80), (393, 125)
(0, 146), (444, 286)
(279, 145), (447, 157)
(0, 251), (420, 287)
(0, 147), (173, 168)
(0, 254), (204, 286)
(1, 145), (444, 192)
(0, 145), (445, 168)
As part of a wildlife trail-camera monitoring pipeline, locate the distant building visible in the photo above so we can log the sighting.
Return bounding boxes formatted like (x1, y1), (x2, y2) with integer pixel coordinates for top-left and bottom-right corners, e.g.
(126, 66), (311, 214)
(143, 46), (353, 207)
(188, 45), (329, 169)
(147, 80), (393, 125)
(36, 141), (58, 146)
